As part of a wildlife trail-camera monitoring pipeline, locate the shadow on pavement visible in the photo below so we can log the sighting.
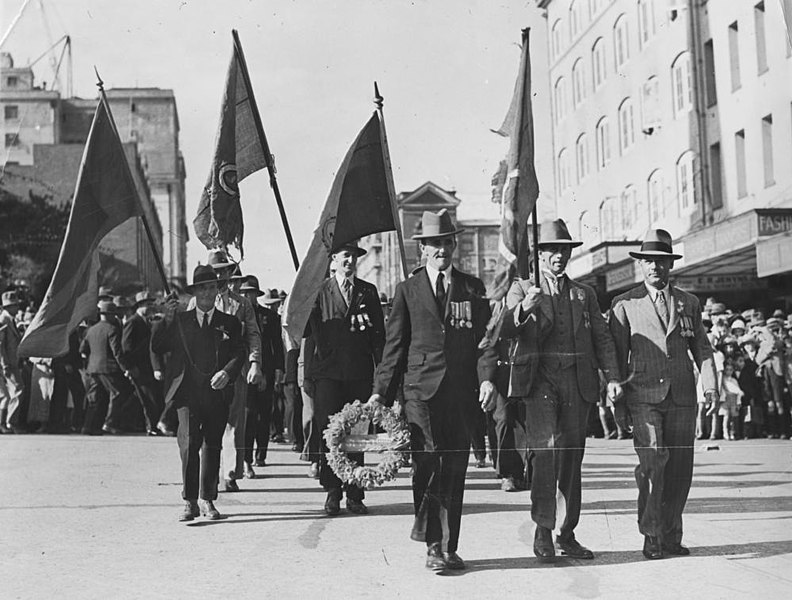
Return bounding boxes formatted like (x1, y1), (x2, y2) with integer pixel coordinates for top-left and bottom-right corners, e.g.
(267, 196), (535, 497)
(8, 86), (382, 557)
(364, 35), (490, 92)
(583, 495), (792, 514)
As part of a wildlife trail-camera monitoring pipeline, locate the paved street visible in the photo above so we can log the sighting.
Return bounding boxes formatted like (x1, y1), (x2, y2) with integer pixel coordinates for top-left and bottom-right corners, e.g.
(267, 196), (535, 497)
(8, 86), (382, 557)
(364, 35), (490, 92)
(1, 434), (791, 599)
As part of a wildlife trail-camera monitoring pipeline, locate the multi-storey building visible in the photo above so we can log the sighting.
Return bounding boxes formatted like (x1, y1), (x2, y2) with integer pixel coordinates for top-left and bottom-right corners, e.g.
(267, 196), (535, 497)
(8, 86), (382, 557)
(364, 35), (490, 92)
(538, 0), (792, 310)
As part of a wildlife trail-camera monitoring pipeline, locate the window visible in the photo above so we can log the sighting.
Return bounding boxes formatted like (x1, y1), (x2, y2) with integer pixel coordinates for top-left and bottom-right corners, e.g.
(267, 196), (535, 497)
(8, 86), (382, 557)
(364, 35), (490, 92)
(576, 134), (589, 182)
(735, 130), (747, 198)
(595, 117), (611, 169)
(762, 114), (774, 187)
(755, 3), (768, 73)
(641, 76), (661, 131)
(4, 133), (19, 147)
(672, 52), (692, 116)
(4, 105), (18, 120)
(638, 0), (655, 48)
(558, 148), (571, 192)
(552, 19), (564, 59)
(677, 152), (696, 213)
(572, 59), (587, 107)
(710, 142), (724, 209)
(621, 185), (637, 231)
(648, 169), (665, 222)
(704, 40), (717, 106)
(5, 76), (18, 88)
(554, 77), (568, 123)
(589, 0), (603, 19)
(618, 98), (635, 153)
(592, 38), (607, 89)
(570, 0), (586, 39)
(614, 14), (630, 69)
(728, 22), (741, 91)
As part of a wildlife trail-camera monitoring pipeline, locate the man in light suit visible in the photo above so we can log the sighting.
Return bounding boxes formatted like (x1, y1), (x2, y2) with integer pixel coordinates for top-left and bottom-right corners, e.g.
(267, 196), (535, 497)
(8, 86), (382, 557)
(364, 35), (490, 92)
(500, 219), (622, 561)
(610, 229), (718, 560)
(369, 209), (497, 573)
(0, 291), (23, 433)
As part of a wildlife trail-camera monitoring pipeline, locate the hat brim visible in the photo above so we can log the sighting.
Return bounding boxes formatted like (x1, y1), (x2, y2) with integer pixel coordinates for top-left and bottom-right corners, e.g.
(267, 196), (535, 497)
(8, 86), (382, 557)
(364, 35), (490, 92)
(536, 239), (583, 248)
(629, 250), (683, 260)
(330, 246), (367, 257)
(240, 287), (265, 297)
(412, 228), (465, 240)
(185, 280), (219, 294)
(209, 261), (236, 271)
(261, 296), (281, 304)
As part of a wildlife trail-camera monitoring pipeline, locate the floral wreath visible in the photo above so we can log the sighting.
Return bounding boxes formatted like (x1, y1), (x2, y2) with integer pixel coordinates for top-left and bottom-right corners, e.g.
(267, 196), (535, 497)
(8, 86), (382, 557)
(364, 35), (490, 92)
(323, 400), (410, 489)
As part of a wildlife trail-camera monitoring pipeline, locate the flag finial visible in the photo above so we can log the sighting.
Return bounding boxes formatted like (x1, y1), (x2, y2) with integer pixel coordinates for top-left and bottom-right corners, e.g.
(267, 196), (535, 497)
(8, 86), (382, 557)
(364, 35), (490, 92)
(94, 66), (104, 93)
(374, 81), (383, 110)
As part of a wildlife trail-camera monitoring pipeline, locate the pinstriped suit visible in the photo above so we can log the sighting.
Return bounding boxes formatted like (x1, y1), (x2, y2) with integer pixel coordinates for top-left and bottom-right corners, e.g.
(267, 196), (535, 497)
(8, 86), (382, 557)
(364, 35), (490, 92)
(610, 283), (717, 545)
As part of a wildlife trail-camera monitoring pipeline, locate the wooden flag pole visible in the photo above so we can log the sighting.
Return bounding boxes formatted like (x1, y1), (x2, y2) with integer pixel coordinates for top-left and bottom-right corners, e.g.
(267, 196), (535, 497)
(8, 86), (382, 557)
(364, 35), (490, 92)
(374, 82), (409, 279)
(95, 67), (171, 295)
(231, 29), (300, 270)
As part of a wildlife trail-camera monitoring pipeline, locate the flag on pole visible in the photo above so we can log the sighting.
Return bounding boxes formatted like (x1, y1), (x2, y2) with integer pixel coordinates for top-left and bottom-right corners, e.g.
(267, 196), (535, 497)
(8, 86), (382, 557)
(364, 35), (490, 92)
(18, 98), (143, 358)
(488, 28), (539, 301)
(193, 42), (267, 253)
(283, 112), (397, 343)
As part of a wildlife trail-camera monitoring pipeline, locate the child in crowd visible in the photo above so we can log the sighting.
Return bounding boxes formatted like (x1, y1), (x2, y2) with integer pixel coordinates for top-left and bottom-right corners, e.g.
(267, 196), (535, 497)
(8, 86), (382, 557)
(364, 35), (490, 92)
(737, 337), (764, 439)
(717, 358), (743, 440)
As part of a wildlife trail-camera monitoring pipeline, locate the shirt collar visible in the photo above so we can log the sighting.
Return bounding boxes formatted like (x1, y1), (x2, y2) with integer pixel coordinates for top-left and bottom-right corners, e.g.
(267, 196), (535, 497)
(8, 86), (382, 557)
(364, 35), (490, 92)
(645, 282), (669, 303)
(425, 263), (451, 291)
(196, 306), (215, 326)
(334, 271), (354, 289)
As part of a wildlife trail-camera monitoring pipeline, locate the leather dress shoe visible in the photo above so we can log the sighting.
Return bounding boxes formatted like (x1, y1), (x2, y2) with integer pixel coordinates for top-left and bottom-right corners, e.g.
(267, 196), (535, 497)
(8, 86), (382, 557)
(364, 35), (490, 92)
(101, 424), (122, 435)
(223, 478), (240, 492)
(425, 543), (447, 572)
(533, 526), (556, 561)
(443, 551), (466, 570)
(556, 536), (595, 559)
(308, 463), (319, 479)
(643, 536), (664, 560)
(474, 458), (487, 468)
(179, 500), (200, 522)
(243, 463), (256, 479)
(662, 542), (690, 556)
(156, 421), (176, 437)
(199, 499), (221, 520)
(346, 498), (369, 515)
(324, 490), (341, 516)
(146, 429), (161, 437)
(253, 458), (266, 467)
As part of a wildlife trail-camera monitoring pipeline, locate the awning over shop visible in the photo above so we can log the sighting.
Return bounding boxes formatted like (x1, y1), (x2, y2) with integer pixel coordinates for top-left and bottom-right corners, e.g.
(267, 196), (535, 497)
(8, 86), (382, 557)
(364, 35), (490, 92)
(756, 230), (792, 277)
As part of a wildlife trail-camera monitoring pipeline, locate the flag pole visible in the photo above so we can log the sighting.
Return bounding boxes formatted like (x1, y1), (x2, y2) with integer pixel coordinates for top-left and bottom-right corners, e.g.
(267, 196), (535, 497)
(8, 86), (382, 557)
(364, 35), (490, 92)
(518, 28), (540, 288)
(94, 67), (171, 295)
(231, 29), (300, 271)
(374, 82), (409, 279)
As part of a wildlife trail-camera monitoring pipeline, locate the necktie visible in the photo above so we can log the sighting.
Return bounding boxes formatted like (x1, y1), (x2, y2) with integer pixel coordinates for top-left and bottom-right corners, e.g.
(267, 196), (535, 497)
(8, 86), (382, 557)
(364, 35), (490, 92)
(202, 313), (209, 330)
(655, 292), (669, 328)
(342, 278), (352, 306)
(435, 272), (446, 314)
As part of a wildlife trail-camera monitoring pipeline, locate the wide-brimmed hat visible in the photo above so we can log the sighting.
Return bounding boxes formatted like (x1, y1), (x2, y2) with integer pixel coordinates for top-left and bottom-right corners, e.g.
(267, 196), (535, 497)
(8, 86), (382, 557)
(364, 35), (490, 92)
(535, 218), (582, 248)
(772, 309), (785, 319)
(185, 265), (220, 293)
(240, 276), (265, 297)
(730, 319), (746, 331)
(278, 290), (287, 300)
(206, 248), (236, 270)
(261, 288), (282, 305)
(629, 229), (683, 260)
(98, 286), (114, 300)
(412, 209), (464, 240)
(767, 317), (783, 330)
(97, 299), (117, 315)
(1, 290), (20, 308)
(331, 239), (367, 257)
(133, 291), (156, 308)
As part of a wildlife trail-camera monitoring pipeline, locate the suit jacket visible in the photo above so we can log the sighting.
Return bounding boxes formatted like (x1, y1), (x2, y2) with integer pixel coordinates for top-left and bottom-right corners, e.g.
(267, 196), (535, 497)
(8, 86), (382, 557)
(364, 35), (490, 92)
(255, 305), (284, 379)
(500, 275), (619, 400)
(121, 313), (154, 379)
(189, 289), (261, 364)
(0, 309), (21, 372)
(610, 283), (717, 405)
(80, 319), (130, 375)
(373, 267), (497, 404)
(151, 309), (244, 408)
(305, 276), (385, 382)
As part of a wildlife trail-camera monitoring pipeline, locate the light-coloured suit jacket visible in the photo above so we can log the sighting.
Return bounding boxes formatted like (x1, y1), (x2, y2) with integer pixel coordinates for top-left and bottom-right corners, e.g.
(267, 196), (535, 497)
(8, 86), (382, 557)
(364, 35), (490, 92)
(609, 283), (716, 405)
(0, 310), (21, 372)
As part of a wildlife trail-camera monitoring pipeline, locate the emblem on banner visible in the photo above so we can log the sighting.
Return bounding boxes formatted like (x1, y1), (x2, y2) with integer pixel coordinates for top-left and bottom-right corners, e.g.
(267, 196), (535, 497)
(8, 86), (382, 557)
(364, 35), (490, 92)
(218, 162), (239, 196)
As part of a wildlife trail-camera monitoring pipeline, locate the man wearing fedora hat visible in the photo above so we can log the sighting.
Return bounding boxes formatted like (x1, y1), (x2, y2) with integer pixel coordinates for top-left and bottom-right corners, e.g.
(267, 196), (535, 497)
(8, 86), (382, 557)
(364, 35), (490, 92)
(306, 239), (385, 516)
(610, 229), (717, 560)
(121, 291), (163, 436)
(755, 316), (789, 438)
(499, 218), (622, 561)
(0, 290), (24, 433)
(369, 209), (498, 572)
(152, 265), (245, 521)
(80, 299), (135, 435)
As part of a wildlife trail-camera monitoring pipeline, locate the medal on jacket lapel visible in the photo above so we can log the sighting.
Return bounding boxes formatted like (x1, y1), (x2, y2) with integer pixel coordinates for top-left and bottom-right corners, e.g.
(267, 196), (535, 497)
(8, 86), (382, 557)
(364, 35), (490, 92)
(464, 300), (473, 328)
(450, 301), (458, 328)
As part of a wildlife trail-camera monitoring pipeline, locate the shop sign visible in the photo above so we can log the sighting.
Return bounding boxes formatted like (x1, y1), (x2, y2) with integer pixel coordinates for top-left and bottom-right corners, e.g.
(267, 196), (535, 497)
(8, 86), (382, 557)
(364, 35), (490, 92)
(673, 274), (765, 292)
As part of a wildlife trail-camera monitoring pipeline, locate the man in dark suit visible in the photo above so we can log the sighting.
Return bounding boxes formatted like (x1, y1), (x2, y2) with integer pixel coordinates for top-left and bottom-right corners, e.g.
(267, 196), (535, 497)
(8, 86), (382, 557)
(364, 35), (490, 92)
(610, 229), (718, 559)
(500, 219), (622, 561)
(307, 240), (385, 516)
(152, 265), (245, 521)
(80, 299), (134, 435)
(121, 291), (163, 436)
(369, 209), (497, 572)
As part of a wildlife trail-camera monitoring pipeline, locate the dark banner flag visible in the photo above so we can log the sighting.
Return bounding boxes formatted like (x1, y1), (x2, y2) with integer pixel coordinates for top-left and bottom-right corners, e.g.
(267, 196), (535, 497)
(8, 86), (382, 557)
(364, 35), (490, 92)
(18, 99), (142, 358)
(488, 28), (539, 301)
(283, 112), (397, 343)
(193, 42), (267, 253)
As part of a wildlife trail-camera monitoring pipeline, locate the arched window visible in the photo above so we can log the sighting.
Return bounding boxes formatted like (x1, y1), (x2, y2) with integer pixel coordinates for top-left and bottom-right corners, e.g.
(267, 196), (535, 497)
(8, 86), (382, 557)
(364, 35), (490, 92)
(677, 151), (697, 213)
(614, 14), (630, 69)
(558, 148), (570, 192)
(554, 77), (568, 123)
(572, 58), (587, 107)
(618, 97), (635, 153)
(576, 133), (589, 182)
(570, 0), (585, 39)
(589, 0), (603, 20)
(552, 19), (564, 59)
(648, 169), (665, 222)
(621, 185), (637, 231)
(638, 0), (656, 48)
(592, 37), (607, 89)
(641, 76), (661, 131)
(595, 117), (611, 169)
(671, 52), (693, 116)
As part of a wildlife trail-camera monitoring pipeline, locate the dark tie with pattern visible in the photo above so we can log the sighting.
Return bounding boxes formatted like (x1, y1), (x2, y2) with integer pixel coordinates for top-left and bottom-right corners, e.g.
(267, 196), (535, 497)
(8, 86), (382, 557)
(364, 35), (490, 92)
(343, 278), (352, 306)
(435, 272), (446, 314)
(655, 292), (669, 328)
(202, 313), (209, 330)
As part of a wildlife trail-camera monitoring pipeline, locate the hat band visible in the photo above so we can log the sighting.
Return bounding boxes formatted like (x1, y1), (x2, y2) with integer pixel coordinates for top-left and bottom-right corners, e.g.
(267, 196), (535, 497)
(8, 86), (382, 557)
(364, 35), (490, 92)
(641, 241), (674, 253)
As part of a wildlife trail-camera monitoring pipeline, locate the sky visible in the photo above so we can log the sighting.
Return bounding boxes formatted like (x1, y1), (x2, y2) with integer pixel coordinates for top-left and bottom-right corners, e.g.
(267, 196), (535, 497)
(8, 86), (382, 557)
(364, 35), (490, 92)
(1, 0), (552, 290)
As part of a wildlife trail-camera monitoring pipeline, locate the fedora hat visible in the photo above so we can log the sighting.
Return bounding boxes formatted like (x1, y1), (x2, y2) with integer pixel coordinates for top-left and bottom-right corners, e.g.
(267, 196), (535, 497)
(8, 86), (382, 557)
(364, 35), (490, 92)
(133, 291), (156, 308)
(331, 239), (367, 257)
(535, 219), (582, 248)
(97, 299), (117, 315)
(97, 286), (114, 301)
(206, 248), (236, 270)
(629, 229), (683, 260)
(240, 276), (265, 297)
(229, 264), (248, 282)
(412, 209), (464, 240)
(185, 265), (220, 293)
(1, 290), (20, 308)
(261, 288), (282, 305)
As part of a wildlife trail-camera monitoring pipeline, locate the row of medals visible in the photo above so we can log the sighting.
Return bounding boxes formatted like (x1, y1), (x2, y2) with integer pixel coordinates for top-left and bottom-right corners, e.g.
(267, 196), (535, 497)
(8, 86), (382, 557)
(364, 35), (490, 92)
(350, 310), (374, 332)
(450, 300), (473, 329)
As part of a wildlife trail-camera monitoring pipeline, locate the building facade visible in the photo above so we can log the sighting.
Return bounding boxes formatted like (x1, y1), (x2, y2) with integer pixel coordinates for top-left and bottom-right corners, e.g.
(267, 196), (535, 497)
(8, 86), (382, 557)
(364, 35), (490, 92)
(538, 0), (792, 311)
